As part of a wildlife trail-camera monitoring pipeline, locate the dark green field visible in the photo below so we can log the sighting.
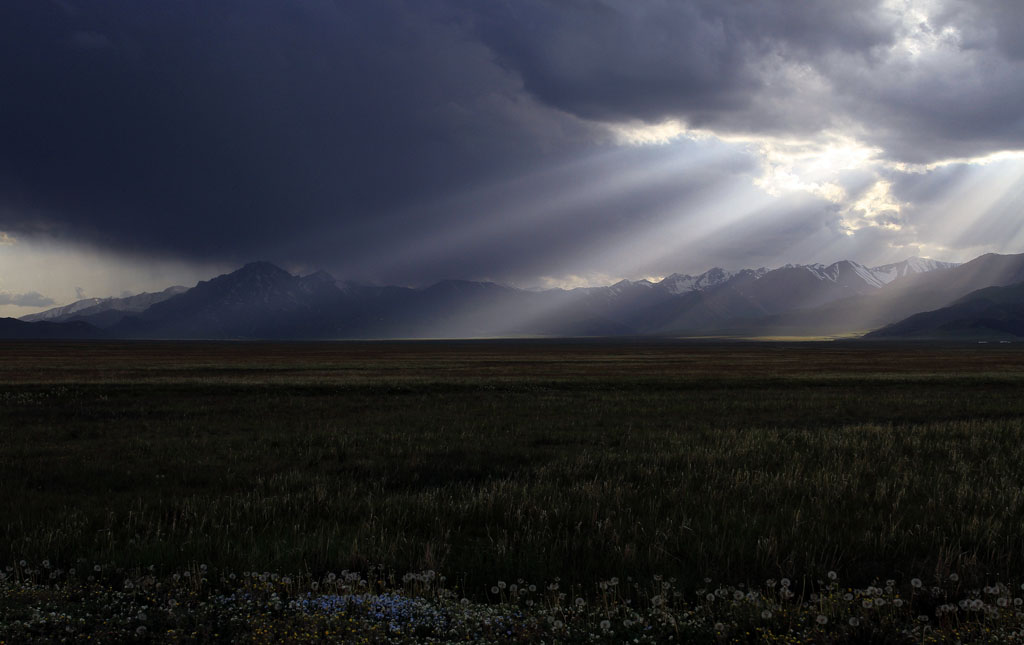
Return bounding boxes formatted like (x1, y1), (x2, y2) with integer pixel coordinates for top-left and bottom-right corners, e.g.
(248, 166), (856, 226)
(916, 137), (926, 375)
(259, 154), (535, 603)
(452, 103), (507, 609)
(3, 339), (1024, 595)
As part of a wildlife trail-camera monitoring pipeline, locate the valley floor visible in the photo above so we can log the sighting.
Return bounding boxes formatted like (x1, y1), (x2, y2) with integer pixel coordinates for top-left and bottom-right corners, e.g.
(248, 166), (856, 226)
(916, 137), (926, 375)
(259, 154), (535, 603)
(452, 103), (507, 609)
(2, 339), (1024, 642)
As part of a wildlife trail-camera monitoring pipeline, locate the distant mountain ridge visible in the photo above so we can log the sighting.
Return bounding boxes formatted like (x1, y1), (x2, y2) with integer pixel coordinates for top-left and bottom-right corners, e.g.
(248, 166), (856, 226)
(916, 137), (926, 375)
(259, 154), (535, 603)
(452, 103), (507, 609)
(21, 286), (188, 327)
(3, 254), (986, 340)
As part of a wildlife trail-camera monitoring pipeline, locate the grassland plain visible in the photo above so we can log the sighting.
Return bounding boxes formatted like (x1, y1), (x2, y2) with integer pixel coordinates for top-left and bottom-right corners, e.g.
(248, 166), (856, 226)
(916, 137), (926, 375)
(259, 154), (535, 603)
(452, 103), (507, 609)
(3, 339), (1024, 642)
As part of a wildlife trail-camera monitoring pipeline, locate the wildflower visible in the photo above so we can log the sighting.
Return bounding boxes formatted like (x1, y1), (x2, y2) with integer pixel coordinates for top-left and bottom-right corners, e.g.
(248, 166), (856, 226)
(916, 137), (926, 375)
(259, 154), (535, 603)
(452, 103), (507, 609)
(651, 595), (664, 607)
(713, 622), (725, 631)
(761, 610), (772, 619)
(610, 577), (619, 585)
(949, 573), (959, 582)
(828, 571), (837, 580)
(490, 586), (499, 595)
(780, 578), (791, 588)
(886, 579), (896, 588)
(94, 565), (101, 572)
(600, 619), (611, 631)
(18, 560), (26, 567)
(42, 560), (50, 569)
(553, 620), (564, 629)
(918, 615), (929, 622)
(733, 590), (744, 601)
(911, 578), (923, 588)
(706, 593), (715, 602)
(843, 593), (853, 601)
(575, 597), (585, 607)
(497, 580), (506, 589)
(862, 599), (874, 609)
(816, 615), (828, 625)
(874, 598), (886, 607)
(893, 598), (903, 608)
(528, 584), (536, 592)
(998, 597), (1009, 608)
(848, 617), (860, 627)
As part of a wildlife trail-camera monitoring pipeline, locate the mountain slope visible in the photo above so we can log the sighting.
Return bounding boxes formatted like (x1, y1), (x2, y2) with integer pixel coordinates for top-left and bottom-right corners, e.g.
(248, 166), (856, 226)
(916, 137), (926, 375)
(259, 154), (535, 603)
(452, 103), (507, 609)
(866, 281), (1024, 338)
(742, 252), (1024, 336)
(21, 286), (188, 327)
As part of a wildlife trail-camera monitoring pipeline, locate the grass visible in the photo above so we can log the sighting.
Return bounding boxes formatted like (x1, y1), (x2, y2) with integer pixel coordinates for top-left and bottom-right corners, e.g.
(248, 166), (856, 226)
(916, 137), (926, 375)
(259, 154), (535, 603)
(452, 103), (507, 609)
(3, 339), (1024, 641)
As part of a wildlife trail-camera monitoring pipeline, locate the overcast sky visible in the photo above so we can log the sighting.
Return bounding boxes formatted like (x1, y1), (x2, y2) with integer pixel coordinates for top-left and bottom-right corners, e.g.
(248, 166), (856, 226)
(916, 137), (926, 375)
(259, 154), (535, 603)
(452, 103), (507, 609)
(3, 0), (1024, 315)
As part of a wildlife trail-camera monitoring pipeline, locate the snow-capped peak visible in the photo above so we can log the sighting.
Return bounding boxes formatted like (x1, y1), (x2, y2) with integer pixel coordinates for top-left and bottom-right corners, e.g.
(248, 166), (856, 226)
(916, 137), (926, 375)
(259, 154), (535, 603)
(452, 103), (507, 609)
(658, 267), (734, 294)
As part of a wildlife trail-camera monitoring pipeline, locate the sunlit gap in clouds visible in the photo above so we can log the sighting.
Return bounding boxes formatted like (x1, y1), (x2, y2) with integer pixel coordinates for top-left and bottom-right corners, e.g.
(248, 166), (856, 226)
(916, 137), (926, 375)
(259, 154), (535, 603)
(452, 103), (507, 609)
(0, 234), (229, 318)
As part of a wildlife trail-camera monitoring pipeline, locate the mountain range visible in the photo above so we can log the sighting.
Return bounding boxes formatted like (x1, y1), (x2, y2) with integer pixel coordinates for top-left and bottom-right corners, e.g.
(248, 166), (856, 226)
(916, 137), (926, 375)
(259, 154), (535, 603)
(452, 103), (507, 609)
(7, 253), (1024, 340)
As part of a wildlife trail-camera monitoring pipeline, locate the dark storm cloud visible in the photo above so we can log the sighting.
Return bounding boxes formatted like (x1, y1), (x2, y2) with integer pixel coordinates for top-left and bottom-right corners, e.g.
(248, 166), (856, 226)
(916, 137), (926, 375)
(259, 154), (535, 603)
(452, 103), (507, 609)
(469, 0), (895, 130)
(0, 0), (594, 268)
(2, 0), (1024, 284)
(0, 291), (55, 307)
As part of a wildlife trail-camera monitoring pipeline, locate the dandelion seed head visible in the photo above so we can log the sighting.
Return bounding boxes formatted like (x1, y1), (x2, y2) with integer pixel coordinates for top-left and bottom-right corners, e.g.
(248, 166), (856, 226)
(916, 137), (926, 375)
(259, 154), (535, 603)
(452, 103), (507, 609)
(828, 571), (837, 580)
(849, 617), (859, 626)
(816, 615), (828, 625)
(911, 578), (922, 588)
(761, 610), (772, 619)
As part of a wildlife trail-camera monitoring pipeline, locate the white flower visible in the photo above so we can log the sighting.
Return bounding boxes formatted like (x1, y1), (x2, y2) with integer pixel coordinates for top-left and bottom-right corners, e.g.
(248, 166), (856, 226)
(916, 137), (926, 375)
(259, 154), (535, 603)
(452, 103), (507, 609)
(600, 619), (611, 631)
(874, 598), (886, 607)
(780, 578), (791, 588)
(498, 580), (507, 589)
(761, 610), (772, 619)
(949, 573), (959, 582)
(911, 578), (922, 588)
(713, 622), (725, 631)
(893, 598), (903, 607)
(828, 571), (837, 580)
(848, 617), (860, 627)
(816, 615), (828, 625)
(575, 597), (585, 607)
(490, 586), (499, 594)
(733, 590), (744, 600)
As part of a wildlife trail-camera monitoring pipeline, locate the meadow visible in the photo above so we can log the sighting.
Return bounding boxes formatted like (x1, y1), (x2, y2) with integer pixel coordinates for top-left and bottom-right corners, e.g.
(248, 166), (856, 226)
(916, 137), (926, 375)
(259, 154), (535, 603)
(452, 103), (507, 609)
(3, 339), (1024, 642)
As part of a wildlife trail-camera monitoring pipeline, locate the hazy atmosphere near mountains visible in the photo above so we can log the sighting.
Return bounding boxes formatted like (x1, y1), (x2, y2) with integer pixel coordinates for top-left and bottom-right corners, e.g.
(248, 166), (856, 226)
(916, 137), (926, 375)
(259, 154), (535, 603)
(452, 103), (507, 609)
(4, 0), (1024, 318)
